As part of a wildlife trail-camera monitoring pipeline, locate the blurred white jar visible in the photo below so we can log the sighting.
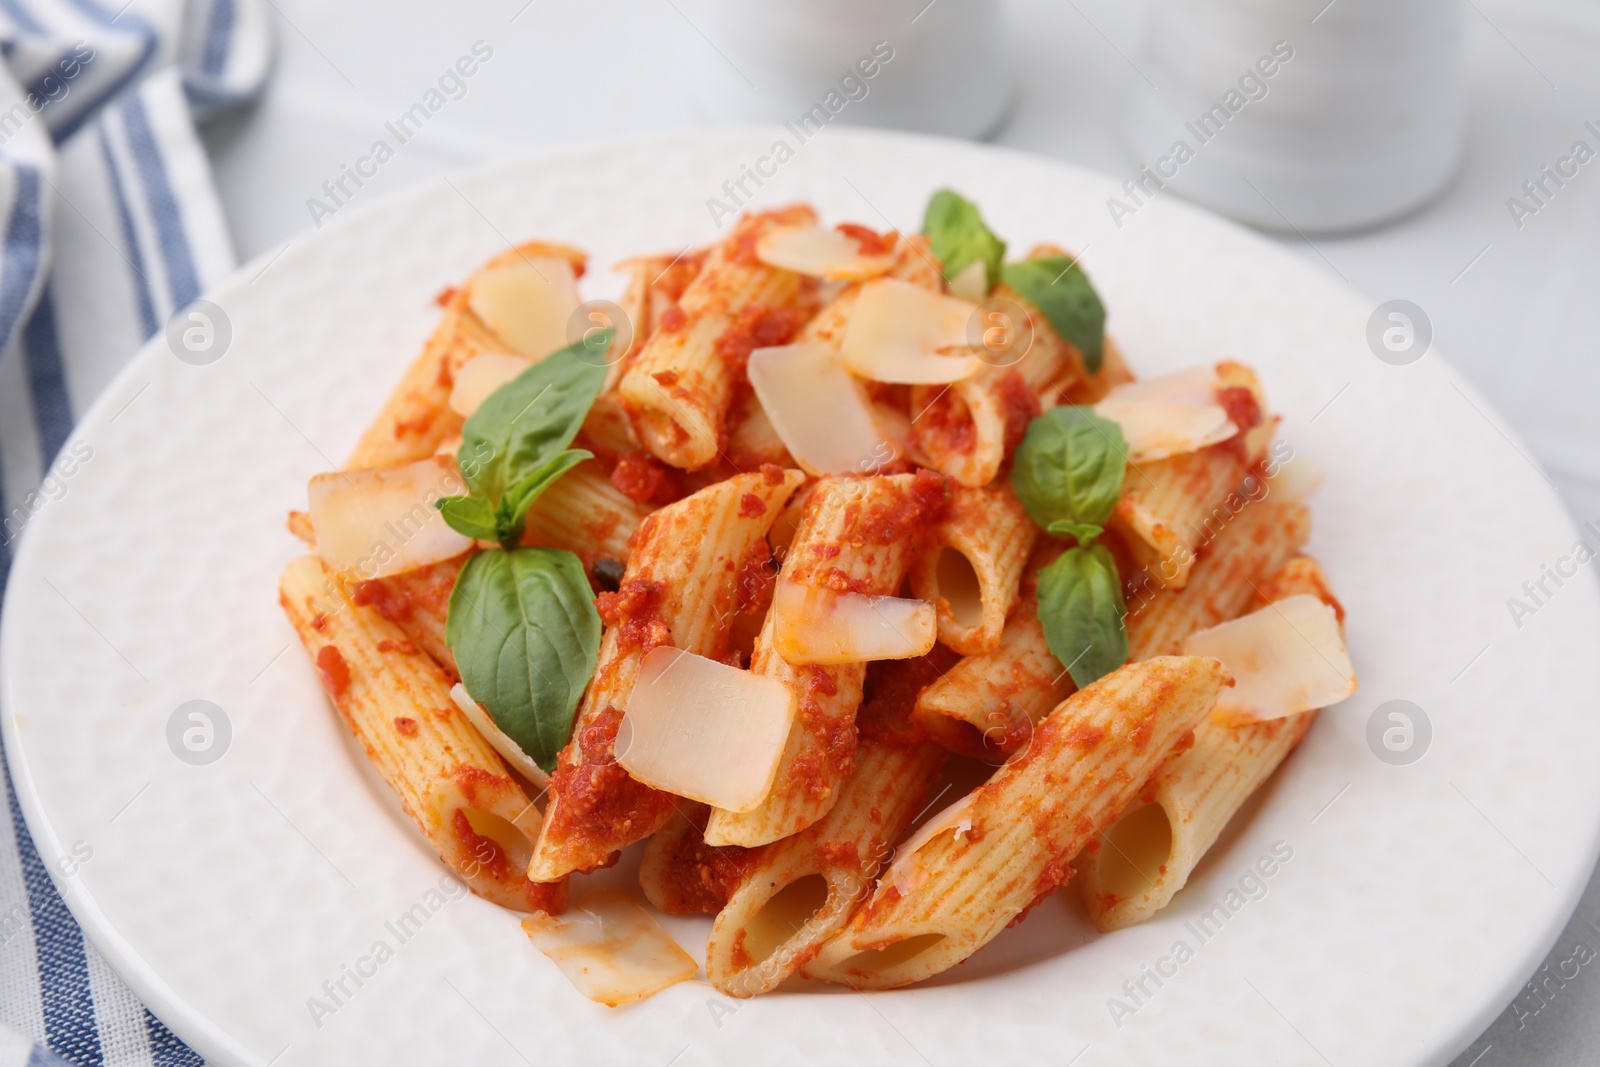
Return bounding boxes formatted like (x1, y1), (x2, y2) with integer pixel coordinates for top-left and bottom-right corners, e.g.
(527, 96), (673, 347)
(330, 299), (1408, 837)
(1125, 0), (1467, 233)
(683, 0), (1014, 140)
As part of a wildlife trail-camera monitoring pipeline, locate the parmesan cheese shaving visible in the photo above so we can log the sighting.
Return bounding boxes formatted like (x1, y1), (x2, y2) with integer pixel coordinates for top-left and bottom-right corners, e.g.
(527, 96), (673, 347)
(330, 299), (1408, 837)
(946, 259), (988, 303)
(1183, 594), (1357, 725)
(447, 353), (531, 417)
(306, 456), (472, 579)
(772, 579), (937, 665)
(756, 225), (896, 280)
(839, 278), (982, 384)
(522, 888), (697, 1006)
(450, 683), (548, 788)
(1094, 367), (1237, 463)
(747, 342), (897, 476)
(466, 256), (580, 362)
(884, 793), (977, 897)
(617, 647), (796, 812)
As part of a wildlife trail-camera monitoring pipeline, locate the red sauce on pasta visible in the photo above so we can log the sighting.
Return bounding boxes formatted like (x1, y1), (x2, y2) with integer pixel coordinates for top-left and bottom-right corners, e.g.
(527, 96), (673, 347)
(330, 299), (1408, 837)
(835, 223), (895, 257)
(996, 371), (1042, 461)
(596, 579), (670, 655)
(857, 645), (961, 749)
(544, 706), (677, 872)
(315, 645), (350, 698)
(610, 450), (682, 505)
(714, 305), (806, 379)
(651, 817), (755, 915)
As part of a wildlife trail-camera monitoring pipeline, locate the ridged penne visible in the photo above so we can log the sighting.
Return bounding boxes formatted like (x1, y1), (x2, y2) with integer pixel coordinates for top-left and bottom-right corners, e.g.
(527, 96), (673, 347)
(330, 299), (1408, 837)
(1078, 555), (1341, 931)
(1110, 362), (1275, 590)
(908, 483), (1035, 655)
(347, 241), (587, 469)
(698, 654), (952, 996)
(350, 552), (471, 679)
(907, 244), (1097, 487)
(805, 656), (1228, 989)
(911, 541), (1068, 758)
(620, 207), (818, 470)
(278, 555), (564, 913)
(1125, 500), (1310, 660)
(528, 468), (805, 881)
(702, 471), (949, 847)
(520, 459), (654, 570)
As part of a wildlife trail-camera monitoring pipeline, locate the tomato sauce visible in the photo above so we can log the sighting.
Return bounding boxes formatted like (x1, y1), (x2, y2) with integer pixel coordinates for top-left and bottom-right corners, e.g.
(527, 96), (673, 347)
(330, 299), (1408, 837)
(610, 450), (683, 505)
(316, 645), (350, 698)
(651, 815), (755, 915)
(544, 706), (677, 870)
(857, 645), (961, 749)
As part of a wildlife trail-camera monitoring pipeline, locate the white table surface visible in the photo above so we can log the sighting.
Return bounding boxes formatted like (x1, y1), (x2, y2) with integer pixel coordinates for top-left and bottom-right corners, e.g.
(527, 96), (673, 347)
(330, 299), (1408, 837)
(196, 1), (1600, 1062)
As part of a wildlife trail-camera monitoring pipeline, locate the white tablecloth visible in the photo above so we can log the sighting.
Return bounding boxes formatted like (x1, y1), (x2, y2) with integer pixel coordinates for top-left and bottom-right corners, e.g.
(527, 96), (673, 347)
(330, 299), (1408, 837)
(196, 1), (1600, 1062)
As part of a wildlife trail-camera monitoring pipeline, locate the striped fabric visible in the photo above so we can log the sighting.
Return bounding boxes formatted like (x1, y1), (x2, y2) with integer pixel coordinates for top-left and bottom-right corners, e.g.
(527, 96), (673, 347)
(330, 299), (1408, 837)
(0, 1), (272, 1063)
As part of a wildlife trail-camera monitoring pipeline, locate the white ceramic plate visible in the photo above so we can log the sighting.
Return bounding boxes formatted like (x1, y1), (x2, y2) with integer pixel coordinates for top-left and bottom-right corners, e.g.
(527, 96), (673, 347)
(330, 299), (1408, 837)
(4, 130), (1597, 1067)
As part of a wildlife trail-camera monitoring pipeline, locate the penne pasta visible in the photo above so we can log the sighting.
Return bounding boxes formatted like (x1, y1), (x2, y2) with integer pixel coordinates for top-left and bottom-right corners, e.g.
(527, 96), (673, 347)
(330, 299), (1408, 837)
(702, 471), (949, 848)
(348, 241), (587, 470)
(619, 207), (819, 470)
(908, 483), (1035, 655)
(1077, 555), (1341, 931)
(528, 468), (805, 881)
(1124, 500), (1311, 660)
(278, 554), (563, 913)
(350, 551), (471, 680)
(1109, 362), (1275, 590)
(908, 244), (1094, 487)
(911, 541), (1068, 759)
(804, 655), (1229, 989)
(520, 459), (655, 570)
(699, 654), (953, 996)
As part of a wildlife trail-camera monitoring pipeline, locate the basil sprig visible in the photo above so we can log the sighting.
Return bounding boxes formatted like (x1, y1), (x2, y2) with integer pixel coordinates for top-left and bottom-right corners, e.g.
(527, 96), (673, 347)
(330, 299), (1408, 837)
(436, 333), (611, 773)
(921, 189), (1005, 293)
(447, 547), (601, 773)
(437, 334), (609, 548)
(1011, 407), (1130, 688)
(999, 257), (1106, 373)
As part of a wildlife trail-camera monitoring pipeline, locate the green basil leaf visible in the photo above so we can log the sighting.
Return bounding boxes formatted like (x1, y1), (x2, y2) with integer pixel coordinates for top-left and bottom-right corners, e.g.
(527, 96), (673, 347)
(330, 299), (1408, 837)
(458, 336), (609, 504)
(497, 448), (593, 547)
(436, 496), (500, 542)
(446, 547), (602, 773)
(921, 189), (1006, 292)
(1047, 520), (1103, 545)
(1000, 256), (1106, 372)
(1036, 543), (1128, 689)
(1011, 406), (1127, 534)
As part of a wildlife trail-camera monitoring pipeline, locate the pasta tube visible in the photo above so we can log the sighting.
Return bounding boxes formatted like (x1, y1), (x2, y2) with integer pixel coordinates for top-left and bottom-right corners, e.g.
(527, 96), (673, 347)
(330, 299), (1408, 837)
(697, 654), (952, 996)
(520, 458), (654, 569)
(1078, 555), (1340, 931)
(1109, 362), (1274, 590)
(804, 656), (1228, 989)
(619, 207), (818, 470)
(528, 467), (805, 881)
(347, 241), (587, 469)
(907, 483), (1035, 655)
(278, 555), (564, 913)
(702, 471), (949, 848)
(911, 541), (1068, 759)
(1124, 501), (1310, 660)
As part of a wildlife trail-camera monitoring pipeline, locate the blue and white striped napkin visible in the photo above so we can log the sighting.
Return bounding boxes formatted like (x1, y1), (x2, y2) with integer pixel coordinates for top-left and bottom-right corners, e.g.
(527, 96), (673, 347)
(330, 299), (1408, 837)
(0, 2), (272, 1063)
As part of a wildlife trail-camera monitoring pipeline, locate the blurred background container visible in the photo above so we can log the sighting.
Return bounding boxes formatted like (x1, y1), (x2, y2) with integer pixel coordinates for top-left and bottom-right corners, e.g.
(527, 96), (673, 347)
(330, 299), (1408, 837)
(1126, 0), (1468, 232)
(681, 0), (1015, 138)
